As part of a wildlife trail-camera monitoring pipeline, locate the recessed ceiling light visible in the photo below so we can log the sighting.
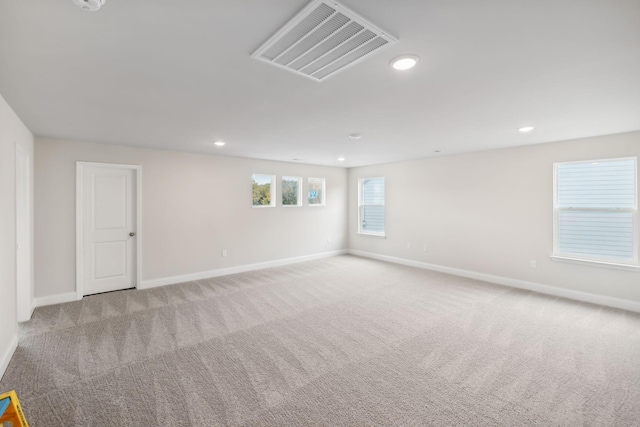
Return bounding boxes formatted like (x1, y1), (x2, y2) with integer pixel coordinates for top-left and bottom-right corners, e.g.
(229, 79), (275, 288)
(72, 0), (106, 12)
(213, 141), (225, 146)
(390, 55), (420, 71)
(337, 157), (346, 162)
(349, 133), (363, 140)
(518, 126), (535, 133)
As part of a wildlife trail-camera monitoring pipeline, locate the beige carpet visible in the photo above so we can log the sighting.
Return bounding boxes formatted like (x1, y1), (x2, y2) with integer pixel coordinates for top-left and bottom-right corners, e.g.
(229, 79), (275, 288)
(1, 255), (639, 426)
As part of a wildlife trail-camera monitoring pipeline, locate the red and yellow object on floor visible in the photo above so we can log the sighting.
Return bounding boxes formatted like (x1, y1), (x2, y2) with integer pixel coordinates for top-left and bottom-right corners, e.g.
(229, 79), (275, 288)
(0, 390), (29, 427)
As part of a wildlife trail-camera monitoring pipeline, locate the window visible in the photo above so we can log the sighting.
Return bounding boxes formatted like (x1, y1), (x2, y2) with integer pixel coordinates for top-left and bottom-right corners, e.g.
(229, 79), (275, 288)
(282, 176), (302, 206)
(308, 177), (325, 206)
(252, 174), (275, 207)
(358, 177), (385, 236)
(553, 157), (638, 269)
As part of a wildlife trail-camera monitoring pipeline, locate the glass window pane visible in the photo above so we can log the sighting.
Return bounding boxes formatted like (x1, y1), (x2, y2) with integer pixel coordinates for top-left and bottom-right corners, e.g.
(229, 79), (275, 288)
(554, 157), (637, 264)
(308, 177), (325, 205)
(359, 177), (385, 235)
(558, 210), (634, 260)
(252, 174), (275, 207)
(557, 159), (635, 209)
(362, 205), (385, 233)
(282, 176), (301, 206)
(362, 178), (384, 204)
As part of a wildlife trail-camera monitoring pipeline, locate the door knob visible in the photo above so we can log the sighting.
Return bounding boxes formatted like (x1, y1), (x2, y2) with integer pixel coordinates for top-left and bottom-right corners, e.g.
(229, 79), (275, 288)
(129, 232), (136, 237)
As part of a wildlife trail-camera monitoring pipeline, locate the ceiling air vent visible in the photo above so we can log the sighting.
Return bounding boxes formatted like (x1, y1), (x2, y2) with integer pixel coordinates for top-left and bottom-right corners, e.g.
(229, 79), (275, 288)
(252, 0), (398, 82)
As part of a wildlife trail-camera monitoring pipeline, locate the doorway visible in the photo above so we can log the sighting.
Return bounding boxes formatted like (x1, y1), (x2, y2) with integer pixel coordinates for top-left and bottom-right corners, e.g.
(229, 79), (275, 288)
(76, 162), (142, 297)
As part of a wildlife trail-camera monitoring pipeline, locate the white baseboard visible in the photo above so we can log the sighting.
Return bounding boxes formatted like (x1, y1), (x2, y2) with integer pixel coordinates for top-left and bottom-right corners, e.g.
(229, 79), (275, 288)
(0, 334), (18, 381)
(349, 249), (640, 313)
(34, 292), (79, 308)
(140, 250), (348, 290)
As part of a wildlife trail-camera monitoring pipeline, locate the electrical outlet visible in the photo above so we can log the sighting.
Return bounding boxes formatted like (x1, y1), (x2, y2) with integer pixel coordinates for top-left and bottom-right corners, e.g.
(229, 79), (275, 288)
(423, 244), (428, 252)
(530, 260), (536, 269)
(327, 237), (332, 243)
(406, 243), (411, 250)
(222, 250), (228, 257)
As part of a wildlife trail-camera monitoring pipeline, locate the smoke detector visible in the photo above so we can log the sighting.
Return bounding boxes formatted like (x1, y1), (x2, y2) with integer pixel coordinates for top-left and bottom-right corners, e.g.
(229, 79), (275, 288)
(73, 0), (106, 12)
(252, 0), (397, 82)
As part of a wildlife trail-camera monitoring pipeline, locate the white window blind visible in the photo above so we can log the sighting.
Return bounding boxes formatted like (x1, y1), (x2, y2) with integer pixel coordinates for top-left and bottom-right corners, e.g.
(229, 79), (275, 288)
(554, 158), (637, 265)
(359, 177), (385, 235)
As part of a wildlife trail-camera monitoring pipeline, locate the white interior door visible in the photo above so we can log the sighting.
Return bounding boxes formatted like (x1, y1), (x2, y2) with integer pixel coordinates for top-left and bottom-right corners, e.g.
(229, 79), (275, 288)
(16, 144), (32, 322)
(80, 164), (138, 296)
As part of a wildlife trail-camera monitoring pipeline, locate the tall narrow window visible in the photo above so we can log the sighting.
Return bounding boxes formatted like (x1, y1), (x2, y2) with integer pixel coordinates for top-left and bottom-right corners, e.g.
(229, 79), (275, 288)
(252, 174), (276, 207)
(308, 177), (325, 206)
(553, 157), (638, 269)
(282, 176), (302, 207)
(358, 177), (385, 236)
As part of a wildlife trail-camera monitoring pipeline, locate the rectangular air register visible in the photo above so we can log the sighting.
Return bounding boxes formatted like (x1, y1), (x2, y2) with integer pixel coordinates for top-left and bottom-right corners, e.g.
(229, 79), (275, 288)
(252, 0), (398, 82)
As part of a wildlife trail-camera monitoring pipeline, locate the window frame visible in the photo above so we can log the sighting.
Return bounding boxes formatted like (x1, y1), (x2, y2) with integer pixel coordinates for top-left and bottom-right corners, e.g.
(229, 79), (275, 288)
(358, 176), (386, 237)
(552, 157), (639, 271)
(307, 177), (326, 207)
(251, 173), (276, 208)
(281, 175), (302, 207)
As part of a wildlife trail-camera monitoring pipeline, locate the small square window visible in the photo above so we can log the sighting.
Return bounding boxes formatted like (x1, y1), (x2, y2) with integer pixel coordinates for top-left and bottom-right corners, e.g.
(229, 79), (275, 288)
(308, 177), (325, 206)
(252, 174), (276, 207)
(282, 176), (302, 207)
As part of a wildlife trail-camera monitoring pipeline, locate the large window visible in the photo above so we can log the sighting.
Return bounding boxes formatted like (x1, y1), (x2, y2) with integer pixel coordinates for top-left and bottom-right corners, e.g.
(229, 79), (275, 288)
(308, 177), (325, 206)
(282, 176), (302, 207)
(358, 177), (385, 236)
(553, 157), (638, 269)
(252, 174), (275, 207)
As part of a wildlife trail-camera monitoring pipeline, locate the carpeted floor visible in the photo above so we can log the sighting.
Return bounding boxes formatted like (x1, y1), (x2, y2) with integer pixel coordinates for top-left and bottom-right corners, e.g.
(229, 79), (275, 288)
(1, 255), (639, 426)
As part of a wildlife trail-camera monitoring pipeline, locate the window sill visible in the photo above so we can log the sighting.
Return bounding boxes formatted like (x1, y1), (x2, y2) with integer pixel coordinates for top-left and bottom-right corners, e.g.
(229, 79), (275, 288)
(357, 232), (386, 239)
(550, 255), (640, 272)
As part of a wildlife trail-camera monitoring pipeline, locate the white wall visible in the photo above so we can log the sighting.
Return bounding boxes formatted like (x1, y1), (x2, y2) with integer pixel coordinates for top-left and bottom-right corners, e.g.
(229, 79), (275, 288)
(0, 93), (34, 379)
(349, 131), (640, 305)
(35, 138), (348, 300)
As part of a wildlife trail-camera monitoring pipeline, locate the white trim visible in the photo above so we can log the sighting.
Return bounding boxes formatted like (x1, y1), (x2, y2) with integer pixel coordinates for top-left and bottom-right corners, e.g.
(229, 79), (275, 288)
(349, 250), (640, 313)
(34, 292), (79, 308)
(76, 162), (143, 299)
(356, 232), (386, 238)
(141, 250), (348, 289)
(76, 163), (81, 300)
(0, 334), (18, 381)
(551, 255), (640, 272)
(553, 156), (638, 168)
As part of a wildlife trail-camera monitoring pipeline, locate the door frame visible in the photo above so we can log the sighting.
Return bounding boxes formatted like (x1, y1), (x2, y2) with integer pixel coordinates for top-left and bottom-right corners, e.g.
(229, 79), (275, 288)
(76, 162), (142, 300)
(15, 142), (33, 322)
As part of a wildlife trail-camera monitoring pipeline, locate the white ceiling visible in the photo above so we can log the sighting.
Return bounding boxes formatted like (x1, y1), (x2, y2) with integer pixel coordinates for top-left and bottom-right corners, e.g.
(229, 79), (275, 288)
(1, 0), (639, 167)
